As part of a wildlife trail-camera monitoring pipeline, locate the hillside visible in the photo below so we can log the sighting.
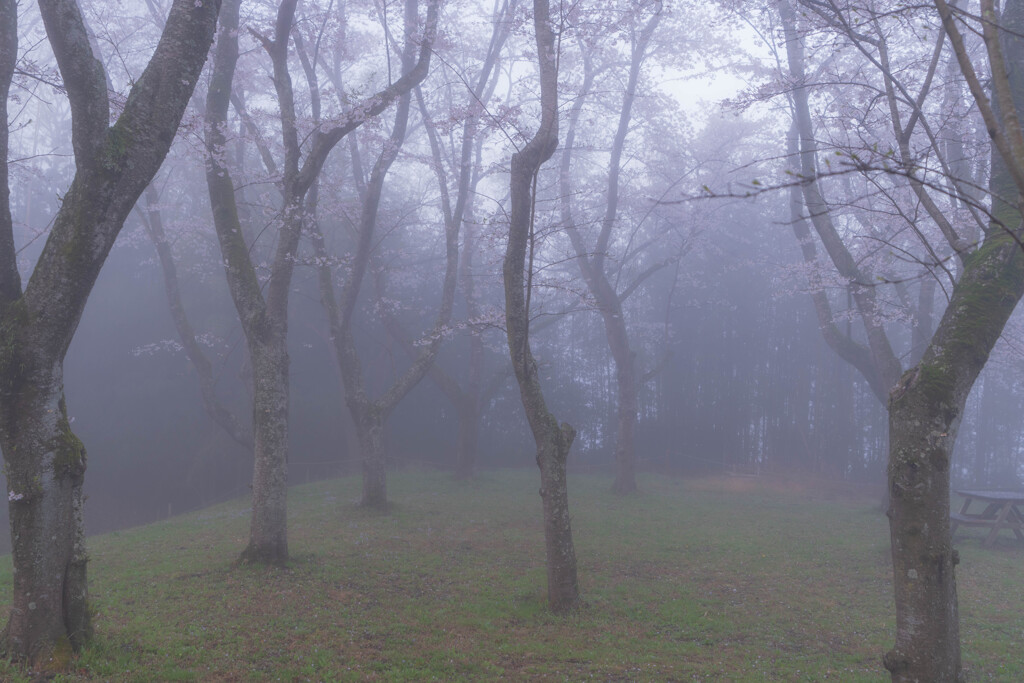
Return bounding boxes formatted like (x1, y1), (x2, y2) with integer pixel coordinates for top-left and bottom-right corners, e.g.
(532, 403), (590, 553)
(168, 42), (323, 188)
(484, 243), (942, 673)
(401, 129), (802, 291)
(0, 471), (1020, 681)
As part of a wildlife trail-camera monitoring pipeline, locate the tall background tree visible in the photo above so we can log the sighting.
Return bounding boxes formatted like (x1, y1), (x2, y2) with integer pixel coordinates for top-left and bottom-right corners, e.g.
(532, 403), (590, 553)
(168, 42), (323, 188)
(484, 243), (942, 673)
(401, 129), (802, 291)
(308, 0), (445, 511)
(558, 0), (670, 494)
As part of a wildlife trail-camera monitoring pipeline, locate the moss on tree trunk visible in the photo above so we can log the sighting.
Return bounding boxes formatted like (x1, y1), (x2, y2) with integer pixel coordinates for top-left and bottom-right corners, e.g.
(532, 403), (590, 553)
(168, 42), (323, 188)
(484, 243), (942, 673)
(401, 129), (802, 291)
(0, 0), (218, 660)
(884, 224), (1024, 683)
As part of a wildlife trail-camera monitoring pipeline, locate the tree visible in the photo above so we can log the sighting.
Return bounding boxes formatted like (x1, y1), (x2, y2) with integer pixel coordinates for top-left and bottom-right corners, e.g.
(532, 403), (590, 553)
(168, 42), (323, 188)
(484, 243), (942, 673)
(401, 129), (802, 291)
(139, 184), (253, 453)
(559, 0), (666, 493)
(204, 0), (438, 556)
(307, 0), (444, 511)
(504, 0), (580, 613)
(0, 0), (220, 661)
(883, 2), (1024, 677)
(385, 0), (520, 481)
(127, 0), (254, 461)
(778, 0), (905, 413)
(405, 0), (517, 480)
(205, 0), (294, 565)
(771, 0), (1024, 678)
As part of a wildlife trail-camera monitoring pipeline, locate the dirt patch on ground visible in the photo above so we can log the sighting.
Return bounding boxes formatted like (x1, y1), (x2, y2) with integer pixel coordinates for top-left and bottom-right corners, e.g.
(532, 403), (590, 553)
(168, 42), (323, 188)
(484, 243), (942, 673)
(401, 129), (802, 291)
(685, 473), (880, 502)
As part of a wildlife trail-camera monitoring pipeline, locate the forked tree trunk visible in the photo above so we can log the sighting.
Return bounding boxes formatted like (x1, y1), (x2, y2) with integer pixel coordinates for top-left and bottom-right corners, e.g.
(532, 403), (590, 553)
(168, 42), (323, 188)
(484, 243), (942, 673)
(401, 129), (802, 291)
(308, 0), (444, 512)
(205, 0), (305, 565)
(503, 0), (580, 613)
(780, 0), (903, 408)
(884, 232), (1024, 680)
(0, 0), (219, 660)
(558, 6), (661, 495)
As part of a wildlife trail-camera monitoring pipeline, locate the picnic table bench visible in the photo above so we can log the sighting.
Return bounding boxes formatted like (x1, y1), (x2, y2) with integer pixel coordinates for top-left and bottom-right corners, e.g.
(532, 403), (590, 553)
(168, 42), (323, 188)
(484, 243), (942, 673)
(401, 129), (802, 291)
(951, 489), (1024, 548)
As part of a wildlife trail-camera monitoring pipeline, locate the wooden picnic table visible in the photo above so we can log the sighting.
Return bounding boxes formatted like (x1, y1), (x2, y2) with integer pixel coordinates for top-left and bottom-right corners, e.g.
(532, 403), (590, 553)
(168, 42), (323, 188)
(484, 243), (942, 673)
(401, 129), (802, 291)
(951, 489), (1024, 548)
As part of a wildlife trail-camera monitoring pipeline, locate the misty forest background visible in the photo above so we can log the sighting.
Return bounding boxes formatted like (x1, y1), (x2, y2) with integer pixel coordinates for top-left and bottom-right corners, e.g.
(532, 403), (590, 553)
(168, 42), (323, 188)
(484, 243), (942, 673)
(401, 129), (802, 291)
(4, 0), (1024, 552)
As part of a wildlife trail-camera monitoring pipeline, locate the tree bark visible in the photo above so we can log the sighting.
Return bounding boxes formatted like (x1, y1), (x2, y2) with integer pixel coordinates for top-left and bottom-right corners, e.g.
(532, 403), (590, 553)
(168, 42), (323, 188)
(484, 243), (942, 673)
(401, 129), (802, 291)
(241, 332), (290, 563)
(610, 342), (639, 493)
(1, 364), (89, 661)
(351, 402), (388, 509)
(504, 0), (579, 613)
(884, 231), (1024, 680)
(0, 0), (219, 661)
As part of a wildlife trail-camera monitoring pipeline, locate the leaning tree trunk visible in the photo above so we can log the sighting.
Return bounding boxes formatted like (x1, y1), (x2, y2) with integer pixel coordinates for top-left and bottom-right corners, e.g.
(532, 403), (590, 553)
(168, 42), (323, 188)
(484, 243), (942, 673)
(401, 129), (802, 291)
(142, 185), (253, 452)
(503, 0), (579, 614)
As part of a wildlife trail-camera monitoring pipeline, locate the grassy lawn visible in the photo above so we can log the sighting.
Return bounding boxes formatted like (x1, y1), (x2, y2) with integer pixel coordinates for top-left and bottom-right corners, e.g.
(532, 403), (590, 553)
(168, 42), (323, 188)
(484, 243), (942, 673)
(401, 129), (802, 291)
(0, 469), (1021, 681)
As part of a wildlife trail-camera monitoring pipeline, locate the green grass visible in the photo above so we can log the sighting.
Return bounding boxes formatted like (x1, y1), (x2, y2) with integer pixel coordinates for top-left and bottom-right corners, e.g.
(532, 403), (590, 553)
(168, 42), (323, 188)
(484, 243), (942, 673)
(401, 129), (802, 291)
(0, 470), (1021, 681)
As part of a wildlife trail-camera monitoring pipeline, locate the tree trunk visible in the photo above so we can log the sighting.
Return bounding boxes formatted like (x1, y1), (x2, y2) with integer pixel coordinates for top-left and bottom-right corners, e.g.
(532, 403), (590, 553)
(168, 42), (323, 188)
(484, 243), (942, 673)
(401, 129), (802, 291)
(558, 8), (661, 496)
(141, 185), (252, 453)
(609, 328), (638, 494)
(884, 233), (1024, 679)
(781, 1), (903, 407)
(456, 219), (484, 480)
(503, 0), (580, 614)
(350, 400), (388, 510)
(0, 363), (89, 663)
(239, 333), (289, 564)
(306, 0), (441, 512)
(205, 0), (298, 565)
(885, 375), (962, 681)
(0, 0), (218, 659)
(536, 429), (579, 612)
(883, 2), (1024, 678)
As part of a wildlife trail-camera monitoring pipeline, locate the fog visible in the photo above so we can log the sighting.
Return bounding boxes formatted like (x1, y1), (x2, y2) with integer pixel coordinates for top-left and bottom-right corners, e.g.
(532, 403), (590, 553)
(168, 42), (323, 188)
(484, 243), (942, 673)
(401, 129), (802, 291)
(2, 0), (1023, 554)
(4, 0), (1024, 675)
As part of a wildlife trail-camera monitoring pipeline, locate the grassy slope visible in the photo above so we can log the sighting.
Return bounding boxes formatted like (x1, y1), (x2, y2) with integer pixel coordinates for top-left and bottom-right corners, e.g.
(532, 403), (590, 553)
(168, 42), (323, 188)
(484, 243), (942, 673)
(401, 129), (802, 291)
(0, 470), (1021, 682)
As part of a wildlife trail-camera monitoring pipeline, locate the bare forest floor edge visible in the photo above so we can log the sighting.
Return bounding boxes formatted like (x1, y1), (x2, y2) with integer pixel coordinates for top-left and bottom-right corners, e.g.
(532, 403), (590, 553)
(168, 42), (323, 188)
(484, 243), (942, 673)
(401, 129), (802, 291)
(0, 469), (1021, 681)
